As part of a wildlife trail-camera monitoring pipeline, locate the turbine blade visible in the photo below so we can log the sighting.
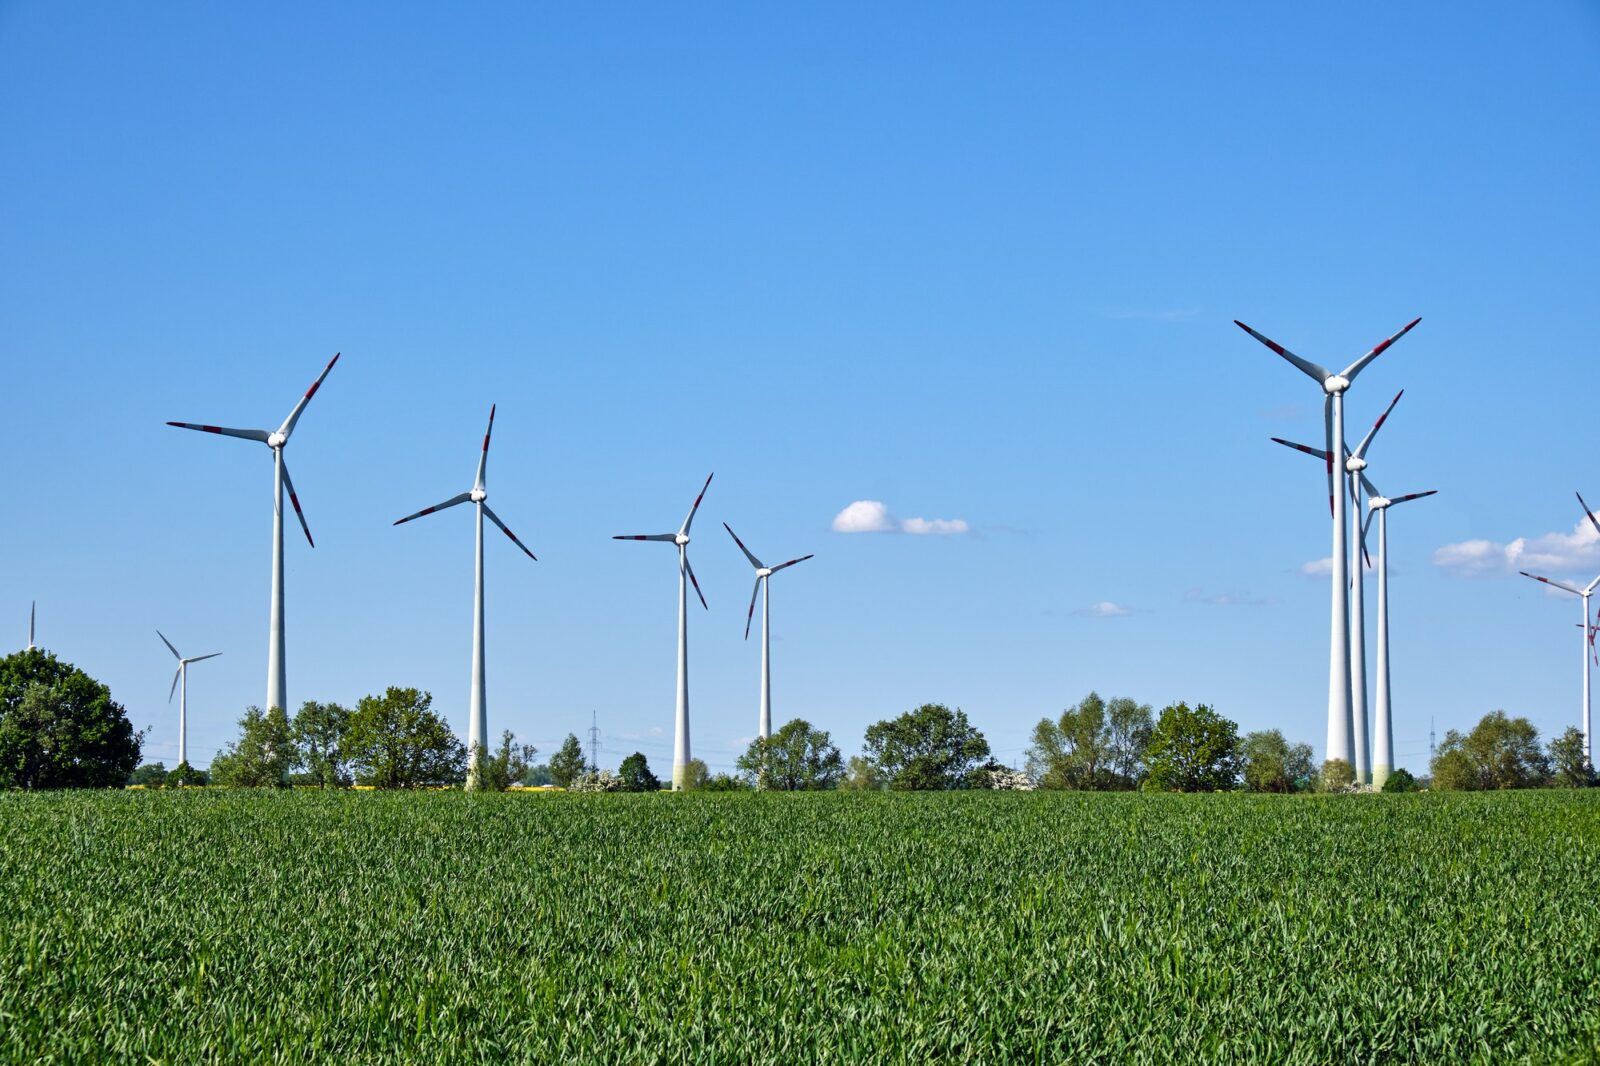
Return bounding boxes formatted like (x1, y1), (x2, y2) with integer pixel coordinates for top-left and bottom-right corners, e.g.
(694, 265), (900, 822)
(482, 504), (538, 560)
(1270, 437), (1330, 461)
(278, 459), (315, 547)
(770, 553), (815, 573)
(157, 630), (181, 660)
(1352, 389), (1404, 461)
(1578, 492), (1600, 540)
(1341, 318), (1421, 383)
(394, 492), (473, 525)
(613, 533), (678, 542)
(188, 652), (223, 663)
(1362, 508), (1376, 545)
(1323, 396), (1335, 517)
(169, 667), (181, 704)
(1389, 490), (1437, 507)
(723, 523), (764, 569)
(1234, 321), (1331, 383)
(744, 576), (760, 640)
(166, 422), (271, 442)
(680, 473), (713, 536)
(1359, 471), (1381, 500)
(1521, 571), (1582, 596)
(277, 352), (341, 440)
(475, 404), (496, 491)
(684, 552), (708, 610)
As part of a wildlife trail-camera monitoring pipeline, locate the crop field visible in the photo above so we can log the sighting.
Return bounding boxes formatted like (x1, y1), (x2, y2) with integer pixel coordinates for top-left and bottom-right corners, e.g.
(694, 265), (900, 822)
(2, 791), (1599, 1064)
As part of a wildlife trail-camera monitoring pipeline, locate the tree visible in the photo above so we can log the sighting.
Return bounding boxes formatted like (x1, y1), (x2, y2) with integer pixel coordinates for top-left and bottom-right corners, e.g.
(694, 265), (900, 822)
(703, 772), (752, 792)
(679, 757), (711, 791)
(737, 719), (844, 790)
(129, 762), (169, 787)
(519, 763), (553, 787)
(1548, 726), (1595, 788)
(862, 704), (990, 791)
(617, 752), (660, 792)
(1430, 711), (1549, 791)
(549, 733), (588, 789)
(476, 730), (538, 792)
(0, 651), (143, 789)
(1317, 757), (1356, 793)
(1106, 696), (1155, 787)
(167, 761), (208, 787)
(291, 700), (352, 788)
(838, 755), (882, 792)
(569, 768), (622, 792)
(968, 759), (1034, 790)
(1241, 729), (1315, 793)
(1144, 702), (1241, 792)
(209, 705), (296, 788)
(1380, 767), (1417, 793)
(1026, 692), (1110, 790)
(344, 687), (466, 789)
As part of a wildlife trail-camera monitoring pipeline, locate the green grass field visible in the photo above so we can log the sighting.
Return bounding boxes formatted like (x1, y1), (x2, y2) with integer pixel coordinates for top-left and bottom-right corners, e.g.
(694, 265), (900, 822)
(2, 790), (1598, 1064)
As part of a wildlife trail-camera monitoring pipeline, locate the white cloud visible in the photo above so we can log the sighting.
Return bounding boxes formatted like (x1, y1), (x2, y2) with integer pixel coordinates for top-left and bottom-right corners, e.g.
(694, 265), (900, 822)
(832, 500), (969, 536)
(1434, 513), (1600, 578)
(1301, 557), (1333, 578)
(1074, 601), (1134, 618)
(1185, 588), (1273, 607)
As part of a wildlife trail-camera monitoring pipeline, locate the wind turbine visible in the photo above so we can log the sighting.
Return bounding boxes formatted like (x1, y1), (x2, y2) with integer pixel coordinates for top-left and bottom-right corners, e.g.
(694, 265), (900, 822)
(1357, 474), (1436, 790)
(393, 404), (537, 790)
(26, 601), (35, 652)
(167, 353), (340, 715)
(1241, 317), (1420, 769)
(1519, 568), (1600, 766)
(157, 631), (221, 769)
(723, 522), (813, 745)
(613, 474), (712, 791)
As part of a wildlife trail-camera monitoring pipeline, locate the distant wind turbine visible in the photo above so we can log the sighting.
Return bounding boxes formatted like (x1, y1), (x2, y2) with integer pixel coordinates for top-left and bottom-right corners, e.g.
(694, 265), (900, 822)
(614, 474), (713, 790)
(26, 601), (35, 652)
(393, 404), (537, 790)
(723, 522), (813, 744)
(167, 353), (339, 714)
(157, 631), (221, 769)
(1242, 317), (1420, 769)
(1520, 567), (1600, 766)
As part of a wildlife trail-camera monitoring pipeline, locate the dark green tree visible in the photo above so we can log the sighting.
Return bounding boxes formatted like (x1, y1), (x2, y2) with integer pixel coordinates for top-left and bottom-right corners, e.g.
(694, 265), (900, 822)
(476, 730), (538, 792)
(737, 719), (844, 790)
(703, 772), (752, 792)
(129, 762), (168, 787)
(209, 705), (296, 787)
(1144, 702), (1241, 792)
(862, 703), (990, 791)
(345, 687), (466, 789)
(519, 763), (553, 786)
(0, 650), (143, 789)
(617, 751), (659, 792)
(549, 733), (588, 789)
(291, 700), (352, 788)
(166, 761), (208, 787)
(1380, 767), (1417, 792)
(1548, 726), (1595, 788)
(1240, 729), (1314, 793)
(1430, 711), (1549, 791)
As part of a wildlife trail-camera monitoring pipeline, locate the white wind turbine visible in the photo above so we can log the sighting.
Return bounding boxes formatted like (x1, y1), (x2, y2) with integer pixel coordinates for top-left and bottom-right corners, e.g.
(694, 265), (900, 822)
(26, 601), (36, 652)
(723, 522), (813, 744)
(167, 353), (340, 715)
(393, 404), (537, 789)
(1519, 565), (1600, 767)
(614, 474), (713, 791)
(157, 631), (221, 769)
(1357, 473), (1436, 789)
(1241, 317), (1420, 769)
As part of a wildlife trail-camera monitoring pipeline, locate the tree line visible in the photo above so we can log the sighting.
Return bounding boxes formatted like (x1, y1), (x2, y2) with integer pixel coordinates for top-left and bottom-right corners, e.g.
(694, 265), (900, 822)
(3, 647), (1595, 792)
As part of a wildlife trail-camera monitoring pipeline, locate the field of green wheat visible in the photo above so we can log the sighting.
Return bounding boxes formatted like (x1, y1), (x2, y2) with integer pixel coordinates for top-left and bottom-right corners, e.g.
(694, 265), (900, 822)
(2, 790), (1598, 1064)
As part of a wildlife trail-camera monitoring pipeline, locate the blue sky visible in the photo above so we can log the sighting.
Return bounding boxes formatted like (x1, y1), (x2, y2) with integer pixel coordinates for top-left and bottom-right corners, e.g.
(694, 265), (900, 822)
(3, 2), (1599, 775)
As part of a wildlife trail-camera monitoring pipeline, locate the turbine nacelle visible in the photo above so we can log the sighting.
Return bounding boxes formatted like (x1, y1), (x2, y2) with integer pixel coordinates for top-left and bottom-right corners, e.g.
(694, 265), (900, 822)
(676, 533), (691, 546)
(1323, 374), (1351, 395)
(757, 567), (773, 578)
(1346, 456), (1368, 473)
(471, 487), (487, 503)
(1369, 496), (1391, 510)
(267, 431), (287, 449)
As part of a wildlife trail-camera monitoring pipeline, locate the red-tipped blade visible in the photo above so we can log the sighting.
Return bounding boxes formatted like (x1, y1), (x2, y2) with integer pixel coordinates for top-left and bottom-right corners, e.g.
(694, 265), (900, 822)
(1578, 492), (1600, 540)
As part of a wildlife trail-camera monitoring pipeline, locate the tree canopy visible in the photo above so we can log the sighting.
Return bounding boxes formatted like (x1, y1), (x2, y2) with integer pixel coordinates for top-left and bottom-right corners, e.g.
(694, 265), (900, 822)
(1548, 726), (1594, 788)
(549, 733), (588, 789)
(1240, 729), (1315, 793)
(0, 650), (142, 789)
(737, 719), (843, 790)
(291, 700), (352, 788)
(1026, 692), (1152, 790)
(1144, 702), (1241, 792)
(209, 705), (295, 787)
(344, 687), (466, 789)
(617, 752), (660, 792)
(476, 730), (537, 792)
(862, 704), (990, 791)
(1431, 711), (1549, 791)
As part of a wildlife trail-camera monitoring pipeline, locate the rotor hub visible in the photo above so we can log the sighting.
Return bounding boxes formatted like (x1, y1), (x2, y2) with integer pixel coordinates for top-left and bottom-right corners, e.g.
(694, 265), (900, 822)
(267, 432), (287, 449)
(1323, 375), (1350, 395)
(1346, 456), (1368, 472)
(676, 534), (690, 546)
(758, 568), (773, 578)
(1370, 497), (1390, 510)
(471, 488), (487, 503)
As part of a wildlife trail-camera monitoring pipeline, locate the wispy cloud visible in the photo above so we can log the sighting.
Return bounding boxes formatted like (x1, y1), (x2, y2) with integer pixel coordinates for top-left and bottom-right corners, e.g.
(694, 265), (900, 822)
(1102, 307), (1201, 322)
(1434, 512), (1600, 578)
(1259, 403), (1310, 422)
(1301, 557), (1334, 578)
(1185, 588), (1275, 607)
(832, 500), (969, 536)
(1073, 601), (1134, 618)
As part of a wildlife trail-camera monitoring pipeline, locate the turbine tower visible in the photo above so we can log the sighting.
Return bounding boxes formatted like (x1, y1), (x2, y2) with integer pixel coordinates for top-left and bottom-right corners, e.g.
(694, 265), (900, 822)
(614, 473), (713, 790)
(26, 601), (35, 652)
(167, 353), (339, 714)
(1357, 474), (1436, 789)
(1519, 568), (1600, 765)
(1241, 317), (1420, 769)
(723, 522), (813, 744)
(393, 404), (537, 790)
(157, 631), (221, 768)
